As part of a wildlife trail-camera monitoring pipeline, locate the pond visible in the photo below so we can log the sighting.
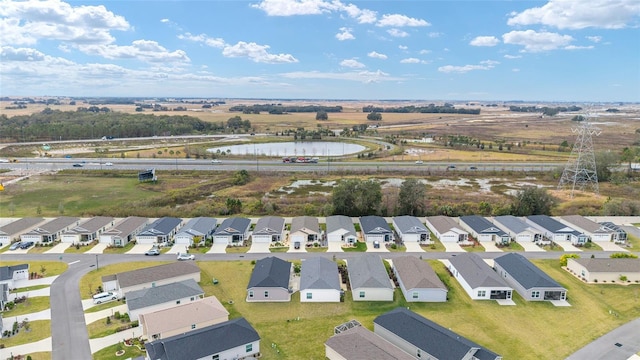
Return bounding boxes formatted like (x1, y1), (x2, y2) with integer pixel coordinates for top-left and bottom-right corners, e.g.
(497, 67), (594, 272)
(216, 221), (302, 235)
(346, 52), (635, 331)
(207, 141), (366, 157)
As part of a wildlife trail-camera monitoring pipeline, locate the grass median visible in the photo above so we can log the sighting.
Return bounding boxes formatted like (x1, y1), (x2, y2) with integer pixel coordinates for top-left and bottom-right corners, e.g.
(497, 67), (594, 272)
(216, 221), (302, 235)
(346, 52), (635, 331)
(0, 320), (50, 348)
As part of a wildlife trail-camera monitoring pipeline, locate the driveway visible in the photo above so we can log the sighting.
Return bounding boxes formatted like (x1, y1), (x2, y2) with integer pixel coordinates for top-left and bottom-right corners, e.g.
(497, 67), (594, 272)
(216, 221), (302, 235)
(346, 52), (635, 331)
(480, 241), (503, 252)
(2, 309), (51, 329)
(520, 242), (545, 252)
(45, 242), (72, 254)
(442, 242), (465, 252)
(566, 318), (640, 360)
(10, 287), (50, 300)
(327, 242), (344, 252)
(287, 244), (307, 253)
(84, 304), (127, 325)
(85, 243), (108, 254)
(207, 243), (228, 254)
(596, 241), (629, 252)
(365, 243), (389, 252)
(126, 244), (153, 254)
(168, 243), (190, 254)
(404, 242), (425, 252)
(248, 242), (271, 253)
(13, 275), (59, 288)
(557, 242), (583, 252)
(0, 337), (52, 359)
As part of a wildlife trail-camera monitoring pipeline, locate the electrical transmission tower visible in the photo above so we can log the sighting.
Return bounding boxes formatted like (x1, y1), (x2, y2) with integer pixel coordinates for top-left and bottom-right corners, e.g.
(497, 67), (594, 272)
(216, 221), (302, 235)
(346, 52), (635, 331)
(558, 111), (601, 197)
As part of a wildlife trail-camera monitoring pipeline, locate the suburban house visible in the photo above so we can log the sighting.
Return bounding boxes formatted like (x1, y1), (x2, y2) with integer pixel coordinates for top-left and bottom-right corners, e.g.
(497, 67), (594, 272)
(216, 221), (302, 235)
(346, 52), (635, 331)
(393, 256), (447, 302)
(145, 317), (260, 360)
(139, 296), (229, 341)
(598, 221), (628, 244)
(0, 217), (45, 245)
(0, 264), (29, 289)
(347, 254), (394, 301)
(325, 215), (357, 245)
(126, 279), (204, 321)
(290, 216), (321, 246)
(101, 261), (201, 298)
(98, 216), (148, 247)
(213, 217), (251, 246)
(559, 215), (616, 242)
(567, 258), (640, 283)
(447, 253), (513, 301)
(60, 216), (115, 244)
(493, 253), (567, 301)
(174, 217), (217, 246)
(425, 216), (471, 244)
(251, 216), (285, 243)
(20, 216), (81, 244)
(246, 256), (292, 302)
(459, 215), (511, 245)
(392, 216), (431, 244)
(492, 215), (545, 244)
(325, 324), (414, 360)
(300, 257), (341, 303)
(359, 215), (393, 245)
(374, 308), (502, 360)
(524, 215), (588, 246)
(135, 217), (183, 245)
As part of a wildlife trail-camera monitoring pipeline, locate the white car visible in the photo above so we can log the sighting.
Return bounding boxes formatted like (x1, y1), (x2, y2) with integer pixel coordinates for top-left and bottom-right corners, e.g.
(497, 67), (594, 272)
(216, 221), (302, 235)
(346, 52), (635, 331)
(415, 160), (424, 165)
(177, 252), (195, 261)
(104, 162), (113, 166)
(211, 159), (222, 164)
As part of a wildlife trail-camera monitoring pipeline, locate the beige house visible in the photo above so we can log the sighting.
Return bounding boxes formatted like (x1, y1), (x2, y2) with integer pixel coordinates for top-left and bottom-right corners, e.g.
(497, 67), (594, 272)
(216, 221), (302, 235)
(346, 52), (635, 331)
(139, 296), (229, 341)
(567, 258), (640, 283)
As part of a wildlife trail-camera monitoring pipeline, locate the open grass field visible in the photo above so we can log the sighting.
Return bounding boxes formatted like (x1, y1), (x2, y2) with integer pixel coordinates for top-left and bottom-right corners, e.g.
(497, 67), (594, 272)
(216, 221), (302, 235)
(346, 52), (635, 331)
(0, 261), (68, 277)
(0, 320), (50, 348)
(80, 257), (640, 360)
(2, 296), (50, 317)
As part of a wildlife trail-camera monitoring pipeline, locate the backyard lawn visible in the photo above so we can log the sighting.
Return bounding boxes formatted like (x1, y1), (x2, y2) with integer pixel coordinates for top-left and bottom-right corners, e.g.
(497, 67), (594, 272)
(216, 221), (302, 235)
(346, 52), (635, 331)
(2, 296), (50, 317)
(0, 320), (50, 348)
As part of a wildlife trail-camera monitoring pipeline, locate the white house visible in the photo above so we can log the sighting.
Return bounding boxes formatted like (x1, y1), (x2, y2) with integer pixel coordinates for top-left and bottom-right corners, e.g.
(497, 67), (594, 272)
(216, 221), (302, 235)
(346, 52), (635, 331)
(101, 261), (201, 298)
(135, 217), (183, 245)
(347, 255), (394, 301)
(290, 216), (320, 246)
(492, 215), (544, 244)
(359, 216), (393, 244)
(20, 216), (81, 244)
(525, 215), (588, 246)
(126, 279), (204, 321)
(60, 216), (115, 244)
(0, 218), (45, 245)
(447, 253), (513, 301)
(567, 258), (640, 283)
(213, 217), (251, 246)
(392, 216), (430, 244)
(326, 215), (357, 245)
(300, 257), (341, 303)
(425, 216), (470, 244)
(393, 256), (447, 302)
(174, 217), (217, 246)
(99, 217), (148, 247)
(559, 215), (615, 243)
(0, 264), (30, 289)
(459, 215), (511, 245)
(252, 216), (285, 243)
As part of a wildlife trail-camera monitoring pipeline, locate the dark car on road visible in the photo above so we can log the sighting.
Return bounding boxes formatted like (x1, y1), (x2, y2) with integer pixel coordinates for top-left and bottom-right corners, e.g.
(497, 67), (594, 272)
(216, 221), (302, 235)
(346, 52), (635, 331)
(19, 241), (34, 249)
(72, 163), (83, 167)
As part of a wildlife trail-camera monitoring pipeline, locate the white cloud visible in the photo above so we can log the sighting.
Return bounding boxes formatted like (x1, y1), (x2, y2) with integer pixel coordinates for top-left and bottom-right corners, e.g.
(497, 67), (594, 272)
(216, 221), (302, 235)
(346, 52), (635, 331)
(586, 35), (602, 43)
(0, 0), (130, 46)
(340, 58), (365, 68)
(281, 69), (400, 83)
(77, 40), (190, 64)
(470, 36), (500, 47)
(222, 41), (298, 63)
(419, 49), (431, 54)
(398, 45), (408, 50)
(341, 3), (377, 24)
(502, 30), (574, 52)
(160, 18), (169, 23)
(438, 59), (498, 73)
(367, 51), (387, 60)
(564, 45), (594, 50)
(507, 0), (640, 29)
(512, 68), (520, 72)
(377, 14), (430, 27)
(400, 57), (429, 64)
(427, 32), (442, 38)
(335, 27), (355, 41)
(387, 29), (409, 38)
(480, 60), (500, 66)
(250, 0), (337, 16)
(504, 54), (522, 59)
(178, 32), (225, 48)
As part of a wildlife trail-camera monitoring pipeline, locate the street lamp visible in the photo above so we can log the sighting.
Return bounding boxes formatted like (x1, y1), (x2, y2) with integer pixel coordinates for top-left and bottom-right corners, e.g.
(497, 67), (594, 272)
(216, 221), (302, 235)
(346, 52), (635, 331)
(96, 254), (99, 270)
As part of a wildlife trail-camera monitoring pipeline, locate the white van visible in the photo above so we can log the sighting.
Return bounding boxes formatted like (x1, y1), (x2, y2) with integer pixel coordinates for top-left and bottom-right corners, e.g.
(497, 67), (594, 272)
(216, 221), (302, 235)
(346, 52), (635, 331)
(92, 291), (117, 304)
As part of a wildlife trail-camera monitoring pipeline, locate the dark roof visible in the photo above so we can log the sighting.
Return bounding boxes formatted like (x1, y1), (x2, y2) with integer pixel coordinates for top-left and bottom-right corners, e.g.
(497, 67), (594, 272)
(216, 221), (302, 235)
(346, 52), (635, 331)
(101, 261), (200, 289)
(300, 257), (340, 291)
(393, 256), (447, 291)
(347, 254), (392, 290)
(494, 253), (565, 290)
(63, 216), (114, 235)
(527, 215), (579, 235)
(138, 217), (182, 236)
(126, 279), (204, 311)
(572, 258), (640, 273)
(0, 264), (29, 282)
(374, 308), (501, 360)
(459, 216), (506, 236)
(0, 283), (8, 303)
(176, 217), (217, 237)
(213, 217), (251, 236)
(448, 253), (510, 289)
(253, 216), (285, 235)
(247, 257), (291, 289)
(325, 325), (414, 360)
(393, 216), (428, 234)
(493, 215), (531, 234)
(145, 317), (260, 360)
(359, 216), (392, 234)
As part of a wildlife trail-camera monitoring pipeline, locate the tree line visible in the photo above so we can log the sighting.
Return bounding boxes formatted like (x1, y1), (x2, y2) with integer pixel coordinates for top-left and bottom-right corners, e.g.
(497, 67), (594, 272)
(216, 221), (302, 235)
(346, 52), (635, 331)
(509, 105), (582, 116)
(362, 104), (481, 115)
(229, 104), (343, 114)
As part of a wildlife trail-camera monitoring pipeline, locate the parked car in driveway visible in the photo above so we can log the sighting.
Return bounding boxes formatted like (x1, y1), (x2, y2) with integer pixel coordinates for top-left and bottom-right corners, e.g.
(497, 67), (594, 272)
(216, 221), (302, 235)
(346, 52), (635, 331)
(145, 248), (160, 256)
(9, 242), (22, 250)
(177, 252), (195, 261)
(19, 241), (34, 249)
(92, 291), (118, 304)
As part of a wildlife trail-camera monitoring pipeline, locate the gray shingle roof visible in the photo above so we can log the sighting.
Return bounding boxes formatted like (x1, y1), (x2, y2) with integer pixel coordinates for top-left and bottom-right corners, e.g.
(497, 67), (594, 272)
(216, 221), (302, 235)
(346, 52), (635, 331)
(23, 216), (80, 235)
(393, 216), (428, 234)
(448, 253), (510, 289)
(247, 257), (291, 289)
(290, 216), (319, 235)
(494, 253), (564, 290)
(325, 325), (414, 360)
(63, 216), (114, 234)
(561, 215), (612, 234)
(102, 261), (200, 289)
(176, 217), (217, 238)
(326, 215), (356, 238)
(374, 308), (501, 360)
(359, 216), (392, 234)
(101, 217), (147, 237)
(347, 254), (392, 290)
(572, 258), (640, 273)
(493, 215), (530, 234)
(300, 257), (340, 291)
(0, 264), (29, 282)
(426, 215), (463, 234)
(145, 317), (260, 360)
(393, 256), (447, 291)
(138, 217), (182, 236)
(527, 215), (580, 235)
(459, 215), (506, 236)
(0, 218), (45, 236)
(126, 279), (204, 311)
(213, 217), (251, 236)
(253, 216), (285, 235)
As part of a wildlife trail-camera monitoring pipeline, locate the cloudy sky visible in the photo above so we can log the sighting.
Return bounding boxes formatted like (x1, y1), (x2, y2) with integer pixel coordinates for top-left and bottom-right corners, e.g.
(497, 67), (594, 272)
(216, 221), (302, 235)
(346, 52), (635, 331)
(1, 0), (639, 101)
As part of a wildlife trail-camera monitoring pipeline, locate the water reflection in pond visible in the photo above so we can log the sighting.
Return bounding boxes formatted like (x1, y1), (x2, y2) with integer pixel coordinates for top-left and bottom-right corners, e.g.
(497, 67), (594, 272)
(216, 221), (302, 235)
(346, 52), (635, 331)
(207, 141), (365, 156)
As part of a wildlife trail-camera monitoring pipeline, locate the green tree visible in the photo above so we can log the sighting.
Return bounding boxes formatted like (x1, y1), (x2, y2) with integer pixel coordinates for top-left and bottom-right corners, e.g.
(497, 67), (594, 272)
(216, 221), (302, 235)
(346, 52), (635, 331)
(610, 253), (638, 259)
(511, 186), (556, 216)
(367, 112), (382, 121)
(595, 151), (619, 182)
(233, 170), (250, 185)
(315, 111), (328, 121)
(560, 254), (580, 266)
(397, 178), (426, 216)
(332, 179), (382, 216)
(620, 147), (639, 175)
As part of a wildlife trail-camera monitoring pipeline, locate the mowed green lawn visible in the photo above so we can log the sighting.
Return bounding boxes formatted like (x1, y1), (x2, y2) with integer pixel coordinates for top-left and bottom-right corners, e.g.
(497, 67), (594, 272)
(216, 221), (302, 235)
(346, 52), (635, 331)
(85, 259), (640, 360)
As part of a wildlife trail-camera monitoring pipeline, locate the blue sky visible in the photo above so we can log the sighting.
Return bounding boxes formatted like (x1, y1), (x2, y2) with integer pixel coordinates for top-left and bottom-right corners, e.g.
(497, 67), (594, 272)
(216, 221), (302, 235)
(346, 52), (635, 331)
(1, 0), (639, 101)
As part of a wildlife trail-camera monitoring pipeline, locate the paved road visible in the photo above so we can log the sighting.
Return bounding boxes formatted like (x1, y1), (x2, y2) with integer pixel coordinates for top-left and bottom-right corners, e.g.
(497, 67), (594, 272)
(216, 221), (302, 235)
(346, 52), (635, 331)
(566, 318), (640, 360)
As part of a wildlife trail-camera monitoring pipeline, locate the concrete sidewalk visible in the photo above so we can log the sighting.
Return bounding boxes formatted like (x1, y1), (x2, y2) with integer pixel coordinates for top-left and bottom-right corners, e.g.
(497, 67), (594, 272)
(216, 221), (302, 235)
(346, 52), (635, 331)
(90, 328), (140, 354)
(84, 304), (128, 325)
(0, 337), (52, 358)
(12, 275), (59, 288)
(10, 287), (50, 300)
(2, 308), (51, 329)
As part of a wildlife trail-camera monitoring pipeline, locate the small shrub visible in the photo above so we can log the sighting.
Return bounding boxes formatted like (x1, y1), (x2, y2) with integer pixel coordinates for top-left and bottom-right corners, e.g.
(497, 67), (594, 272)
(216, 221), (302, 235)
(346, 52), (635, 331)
(114, 311), (121, 319)
(106, 316), (111, 325)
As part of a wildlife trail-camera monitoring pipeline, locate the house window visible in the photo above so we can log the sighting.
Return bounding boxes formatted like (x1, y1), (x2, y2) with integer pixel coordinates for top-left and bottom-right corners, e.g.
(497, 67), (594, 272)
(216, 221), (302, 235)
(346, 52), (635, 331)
(532, 291), (540, 299)
(477, 290), (486, 297)
(152, 334), (160, 340)
(264, 291), (269, 298)
(417, 349), (422, 358)
(306, 293), (312, 299)
(412, 292), (419, 299)
(212, 355), (219, 360)
(176, 300), (181, 305)
(249, 290), (254, 298)
(151, 282), (156, 287)
(581, 270), (585, 277)
(246, 344), (253, 353)
(191, 324), (196, 329)
(359, 291), (365, 298)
